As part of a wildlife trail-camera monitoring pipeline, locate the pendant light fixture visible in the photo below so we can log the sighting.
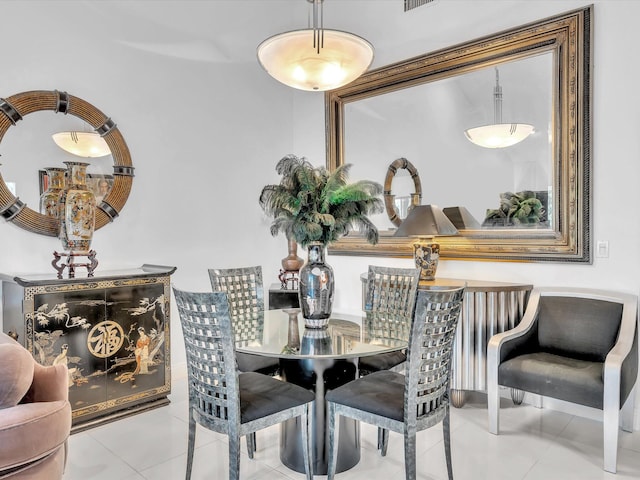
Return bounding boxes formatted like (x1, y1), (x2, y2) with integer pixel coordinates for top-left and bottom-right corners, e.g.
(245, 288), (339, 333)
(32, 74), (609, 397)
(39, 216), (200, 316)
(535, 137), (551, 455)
(257, 0), (374, 92)
(52, 131), (110, 158)
(464, 68), (534, 149)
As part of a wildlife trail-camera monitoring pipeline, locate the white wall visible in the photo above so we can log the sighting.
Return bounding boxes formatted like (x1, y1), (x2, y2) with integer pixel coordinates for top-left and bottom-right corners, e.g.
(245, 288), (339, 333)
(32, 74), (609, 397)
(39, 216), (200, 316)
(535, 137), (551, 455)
(1, 0), (639, 425)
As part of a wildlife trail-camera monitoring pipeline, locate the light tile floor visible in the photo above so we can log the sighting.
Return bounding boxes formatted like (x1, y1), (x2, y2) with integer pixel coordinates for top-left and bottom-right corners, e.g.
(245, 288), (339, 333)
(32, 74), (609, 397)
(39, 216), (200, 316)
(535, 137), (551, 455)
(64, 377), (640, 480)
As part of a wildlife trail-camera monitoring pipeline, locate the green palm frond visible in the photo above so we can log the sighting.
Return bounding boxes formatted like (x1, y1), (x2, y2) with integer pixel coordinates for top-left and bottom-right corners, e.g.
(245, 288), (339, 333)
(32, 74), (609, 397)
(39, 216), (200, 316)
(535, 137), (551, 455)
(259, 154), (382, 247)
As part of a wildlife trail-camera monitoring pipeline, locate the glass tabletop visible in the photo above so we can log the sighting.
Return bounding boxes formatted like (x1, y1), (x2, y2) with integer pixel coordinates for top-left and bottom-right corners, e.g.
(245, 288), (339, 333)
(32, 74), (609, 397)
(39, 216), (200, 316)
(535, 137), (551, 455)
(234, 309), (410, 359)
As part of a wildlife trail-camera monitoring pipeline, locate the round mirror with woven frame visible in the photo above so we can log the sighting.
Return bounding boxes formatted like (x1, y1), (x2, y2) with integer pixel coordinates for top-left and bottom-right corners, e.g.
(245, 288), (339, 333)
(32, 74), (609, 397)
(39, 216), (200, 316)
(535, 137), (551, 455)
(0, 90), (133, 236)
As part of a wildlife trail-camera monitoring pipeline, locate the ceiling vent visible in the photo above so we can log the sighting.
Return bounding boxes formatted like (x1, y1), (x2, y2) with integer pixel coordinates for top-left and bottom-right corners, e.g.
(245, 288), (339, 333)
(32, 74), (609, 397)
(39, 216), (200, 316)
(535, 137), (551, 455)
(404, 0), (438, 12)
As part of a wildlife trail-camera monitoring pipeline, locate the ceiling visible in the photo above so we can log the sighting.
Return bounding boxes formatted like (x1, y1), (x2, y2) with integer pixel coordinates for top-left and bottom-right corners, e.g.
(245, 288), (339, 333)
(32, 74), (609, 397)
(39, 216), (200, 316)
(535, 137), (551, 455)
(28, 0), (547, 69)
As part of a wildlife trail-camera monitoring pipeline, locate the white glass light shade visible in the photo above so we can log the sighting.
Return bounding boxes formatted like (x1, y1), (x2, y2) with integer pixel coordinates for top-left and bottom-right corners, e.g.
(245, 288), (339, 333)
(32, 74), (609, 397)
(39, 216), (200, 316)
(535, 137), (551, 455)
(464, 123), (535, 149)
(52, 132), (111, 158)
(257, 29), (374, 91)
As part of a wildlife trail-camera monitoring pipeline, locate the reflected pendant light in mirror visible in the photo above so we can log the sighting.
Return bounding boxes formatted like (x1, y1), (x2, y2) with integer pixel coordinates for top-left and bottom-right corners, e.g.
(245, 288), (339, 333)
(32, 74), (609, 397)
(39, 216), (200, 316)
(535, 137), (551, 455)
(52, 131), (110, 158)
(257, 0), (374, 91)
(464, 68), (534, 148)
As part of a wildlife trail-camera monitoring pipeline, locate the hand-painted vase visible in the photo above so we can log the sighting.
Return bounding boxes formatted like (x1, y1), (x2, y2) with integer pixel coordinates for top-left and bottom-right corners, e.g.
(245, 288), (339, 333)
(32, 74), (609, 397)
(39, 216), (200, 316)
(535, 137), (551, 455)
(39, 167), (66, 218)
(58, 161), (96, 252)
(298, 242), (334, 328)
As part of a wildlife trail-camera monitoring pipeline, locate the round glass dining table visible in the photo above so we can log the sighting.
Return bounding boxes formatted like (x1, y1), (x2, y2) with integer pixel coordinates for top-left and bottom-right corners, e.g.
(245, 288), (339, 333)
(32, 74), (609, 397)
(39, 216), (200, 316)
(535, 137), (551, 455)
(234, 308), (409, 475)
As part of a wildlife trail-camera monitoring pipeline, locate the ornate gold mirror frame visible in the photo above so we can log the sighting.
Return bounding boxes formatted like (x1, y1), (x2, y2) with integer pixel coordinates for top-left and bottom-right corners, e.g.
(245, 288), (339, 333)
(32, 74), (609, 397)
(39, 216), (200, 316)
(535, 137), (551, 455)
(326, 7), (592, 263)
(0, 90), (133, 236)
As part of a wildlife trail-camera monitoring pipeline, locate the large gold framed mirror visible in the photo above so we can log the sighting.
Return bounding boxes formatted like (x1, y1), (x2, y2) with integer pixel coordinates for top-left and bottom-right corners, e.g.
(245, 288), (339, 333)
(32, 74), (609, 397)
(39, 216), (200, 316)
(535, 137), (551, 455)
(0, 90), (133, 236)
(326, 6), (592, 263)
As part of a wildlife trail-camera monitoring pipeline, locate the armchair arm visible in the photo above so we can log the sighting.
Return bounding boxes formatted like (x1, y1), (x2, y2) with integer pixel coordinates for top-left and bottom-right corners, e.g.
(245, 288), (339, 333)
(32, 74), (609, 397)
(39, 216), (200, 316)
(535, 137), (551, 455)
(488, 289), (541, 366)
(21, 364), (69, 404)
(488, 289), (540, 434)
(0, 401), (71, 472)
(603, 293), (638, 410)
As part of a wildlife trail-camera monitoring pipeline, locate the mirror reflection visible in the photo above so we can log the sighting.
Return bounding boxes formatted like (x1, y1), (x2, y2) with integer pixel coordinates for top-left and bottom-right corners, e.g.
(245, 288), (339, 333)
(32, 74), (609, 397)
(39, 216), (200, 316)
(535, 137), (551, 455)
(326, 6), (591, 262)
(0, 110), (113, 213)
(346, 52), (553, 233)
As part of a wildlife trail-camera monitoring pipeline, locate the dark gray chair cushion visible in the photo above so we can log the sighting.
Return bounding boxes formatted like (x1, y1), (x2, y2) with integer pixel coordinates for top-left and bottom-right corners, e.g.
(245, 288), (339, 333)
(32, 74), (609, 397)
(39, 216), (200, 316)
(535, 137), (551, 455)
(236, 352), (280, 376)
(239, 372), (314, 424)
(499, 352), (604, 409)
(326, 370), (405, 422)
(537, 297), (623, 362)
(358, 351), (406, 375)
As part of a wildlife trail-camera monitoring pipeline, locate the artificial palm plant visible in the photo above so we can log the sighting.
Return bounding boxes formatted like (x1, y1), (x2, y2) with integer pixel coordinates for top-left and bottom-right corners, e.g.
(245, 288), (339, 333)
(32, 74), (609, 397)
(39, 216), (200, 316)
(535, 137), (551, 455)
(259, 154), (383, 247)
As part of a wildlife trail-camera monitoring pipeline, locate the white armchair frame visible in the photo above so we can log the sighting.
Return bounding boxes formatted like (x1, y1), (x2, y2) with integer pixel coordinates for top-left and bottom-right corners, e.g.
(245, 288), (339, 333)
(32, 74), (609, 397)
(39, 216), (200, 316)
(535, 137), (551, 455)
(487, 287), (638, 473)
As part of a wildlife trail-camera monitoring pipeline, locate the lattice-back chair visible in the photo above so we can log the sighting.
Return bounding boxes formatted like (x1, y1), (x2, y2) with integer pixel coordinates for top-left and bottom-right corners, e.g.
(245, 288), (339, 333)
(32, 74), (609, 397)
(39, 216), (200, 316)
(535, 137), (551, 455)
(173, 288), (315, 480)
(364, 265), (421, 315)
(327, 286), (465, 480)
(360, 265), (421, 455)
(208, 266), (279, 378)
(360, 265), (420, 376)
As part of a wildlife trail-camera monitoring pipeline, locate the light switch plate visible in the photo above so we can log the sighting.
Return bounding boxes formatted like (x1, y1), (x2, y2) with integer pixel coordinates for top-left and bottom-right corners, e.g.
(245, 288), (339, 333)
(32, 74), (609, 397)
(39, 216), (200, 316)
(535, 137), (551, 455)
(596, 240), (609, 258)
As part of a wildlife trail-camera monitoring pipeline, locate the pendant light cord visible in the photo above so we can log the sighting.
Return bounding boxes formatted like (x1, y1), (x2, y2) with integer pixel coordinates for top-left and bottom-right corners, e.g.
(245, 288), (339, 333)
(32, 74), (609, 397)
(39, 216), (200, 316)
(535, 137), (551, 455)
(310, 0), (324, 54)
(493, 67), (503, 124)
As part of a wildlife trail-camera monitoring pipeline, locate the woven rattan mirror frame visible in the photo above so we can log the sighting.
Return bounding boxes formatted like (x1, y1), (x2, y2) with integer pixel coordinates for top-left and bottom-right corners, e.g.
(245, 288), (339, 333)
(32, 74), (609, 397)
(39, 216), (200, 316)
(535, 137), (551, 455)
(0, 90), (133, 236)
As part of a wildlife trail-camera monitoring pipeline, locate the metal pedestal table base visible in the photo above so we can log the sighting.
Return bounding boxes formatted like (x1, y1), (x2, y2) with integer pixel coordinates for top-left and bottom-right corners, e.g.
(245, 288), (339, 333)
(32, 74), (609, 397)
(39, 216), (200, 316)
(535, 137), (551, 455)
(280, 357), (360, 475)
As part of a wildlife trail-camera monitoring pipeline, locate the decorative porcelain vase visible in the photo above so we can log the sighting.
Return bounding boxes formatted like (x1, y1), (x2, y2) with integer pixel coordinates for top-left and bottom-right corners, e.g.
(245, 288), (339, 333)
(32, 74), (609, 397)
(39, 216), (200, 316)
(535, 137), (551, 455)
(58, 161), (96, 252)
(298, 242), (334, 328)
(39, 167), (66, 218)
(413, 242), (440, 280)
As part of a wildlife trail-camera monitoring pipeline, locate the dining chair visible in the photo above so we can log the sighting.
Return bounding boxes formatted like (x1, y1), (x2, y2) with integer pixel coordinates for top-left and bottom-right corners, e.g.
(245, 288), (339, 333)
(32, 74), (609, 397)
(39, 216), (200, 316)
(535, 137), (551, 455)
(173, 288), (315, 480)
(487, 287), (638, 473)
(359, 265), (421, 375)
(359, 265), (421, 455)
(327, 286), (465, 480)
(209, 266), (281, 456)
(207, 266), (270, 361)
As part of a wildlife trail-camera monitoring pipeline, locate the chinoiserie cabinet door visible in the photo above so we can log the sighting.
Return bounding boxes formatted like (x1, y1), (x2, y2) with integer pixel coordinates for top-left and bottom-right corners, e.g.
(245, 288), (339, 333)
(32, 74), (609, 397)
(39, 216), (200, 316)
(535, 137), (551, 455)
(29, 287), (109, 418)
(105, 283), (167, 404)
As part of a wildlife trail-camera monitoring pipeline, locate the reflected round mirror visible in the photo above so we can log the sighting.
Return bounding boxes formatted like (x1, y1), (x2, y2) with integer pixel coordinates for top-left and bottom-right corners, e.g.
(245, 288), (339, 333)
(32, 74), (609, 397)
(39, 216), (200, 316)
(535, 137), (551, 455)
(0, 90), (133, 236)
(383, 157), (422, 227)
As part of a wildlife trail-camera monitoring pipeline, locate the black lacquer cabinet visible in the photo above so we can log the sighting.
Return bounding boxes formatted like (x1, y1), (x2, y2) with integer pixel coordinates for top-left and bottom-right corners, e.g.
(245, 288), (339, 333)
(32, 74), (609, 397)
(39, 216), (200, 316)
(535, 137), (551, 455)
(1, 264), (176, 431)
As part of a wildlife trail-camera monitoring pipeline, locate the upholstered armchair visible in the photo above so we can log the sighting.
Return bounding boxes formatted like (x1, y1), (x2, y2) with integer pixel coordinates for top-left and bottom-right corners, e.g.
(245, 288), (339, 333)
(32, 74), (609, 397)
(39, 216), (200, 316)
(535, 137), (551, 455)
(0, 332), (72, 479)
(487, 287), (638, 473)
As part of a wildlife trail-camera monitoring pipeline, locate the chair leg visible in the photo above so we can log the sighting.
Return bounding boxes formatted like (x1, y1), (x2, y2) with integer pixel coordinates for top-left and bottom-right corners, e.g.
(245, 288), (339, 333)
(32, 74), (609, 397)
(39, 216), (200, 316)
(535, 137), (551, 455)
(404, 432), (417, 480)
(380, 428), (389, 457)
(487, 370), (500, 435)
(301, 404), (314, 480)
(246, 433), (255, 459)
(603, 404), (620, 473)
(229, 434), (241, 480)
(621, 388), (636, 433)
(443, 406), (453, 480)
(327, 402), (339, 480)
(186, 412), (196, 480)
